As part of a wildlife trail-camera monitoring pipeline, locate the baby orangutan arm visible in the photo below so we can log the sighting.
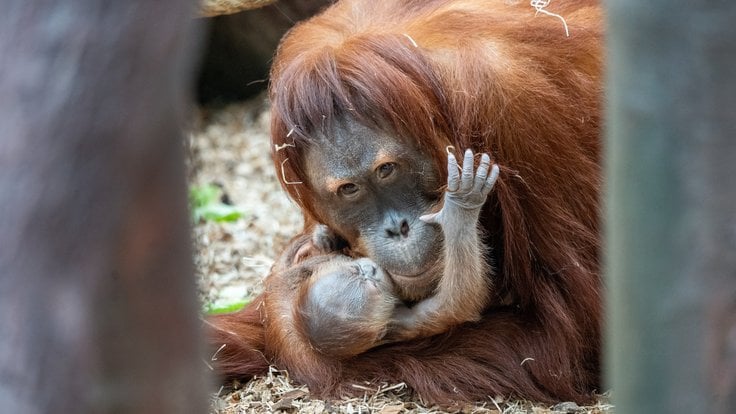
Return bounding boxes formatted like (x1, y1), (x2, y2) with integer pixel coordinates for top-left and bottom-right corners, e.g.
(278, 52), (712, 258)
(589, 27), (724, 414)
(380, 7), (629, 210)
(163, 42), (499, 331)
(389, 149), (499, 341)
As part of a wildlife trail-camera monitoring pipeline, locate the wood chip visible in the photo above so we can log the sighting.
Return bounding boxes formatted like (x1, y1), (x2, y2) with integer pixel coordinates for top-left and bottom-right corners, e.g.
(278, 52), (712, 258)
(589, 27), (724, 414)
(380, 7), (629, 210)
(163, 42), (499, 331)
(379, 403), (404, 414)
(281, 389), (308, 400)
(272, 397), (295, 411)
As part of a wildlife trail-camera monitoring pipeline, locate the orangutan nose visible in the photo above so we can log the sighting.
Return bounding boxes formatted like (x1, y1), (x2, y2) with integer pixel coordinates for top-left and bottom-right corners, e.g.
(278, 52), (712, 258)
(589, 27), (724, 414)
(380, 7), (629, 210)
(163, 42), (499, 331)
(385, 218), (410, 239)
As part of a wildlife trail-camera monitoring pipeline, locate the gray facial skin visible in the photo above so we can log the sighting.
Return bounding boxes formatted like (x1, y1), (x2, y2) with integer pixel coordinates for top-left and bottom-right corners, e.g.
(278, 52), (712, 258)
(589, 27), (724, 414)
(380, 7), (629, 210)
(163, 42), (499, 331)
(304, 119), (443, 300)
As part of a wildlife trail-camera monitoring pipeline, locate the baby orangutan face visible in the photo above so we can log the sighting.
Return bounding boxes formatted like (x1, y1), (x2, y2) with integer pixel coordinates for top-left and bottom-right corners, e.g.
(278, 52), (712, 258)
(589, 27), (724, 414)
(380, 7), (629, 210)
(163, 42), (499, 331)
(297, 256), (400, 358)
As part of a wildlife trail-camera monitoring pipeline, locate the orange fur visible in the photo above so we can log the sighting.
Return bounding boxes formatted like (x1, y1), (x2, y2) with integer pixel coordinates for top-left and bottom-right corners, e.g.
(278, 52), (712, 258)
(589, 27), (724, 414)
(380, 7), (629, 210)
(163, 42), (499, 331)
(206, 296), (268, 381)
(209, 0), (603, 404)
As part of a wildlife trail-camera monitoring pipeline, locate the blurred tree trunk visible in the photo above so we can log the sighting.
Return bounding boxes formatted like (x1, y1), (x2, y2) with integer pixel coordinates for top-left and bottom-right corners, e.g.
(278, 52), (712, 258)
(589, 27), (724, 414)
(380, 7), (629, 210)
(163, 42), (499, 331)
(606, 1), (736, 413)
(0, 1), (206, 413)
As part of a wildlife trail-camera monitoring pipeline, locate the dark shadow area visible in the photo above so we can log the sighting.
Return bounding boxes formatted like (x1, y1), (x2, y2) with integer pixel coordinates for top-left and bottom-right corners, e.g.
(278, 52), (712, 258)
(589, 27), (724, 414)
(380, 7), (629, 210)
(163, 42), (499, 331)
(196, 0), (331, 105)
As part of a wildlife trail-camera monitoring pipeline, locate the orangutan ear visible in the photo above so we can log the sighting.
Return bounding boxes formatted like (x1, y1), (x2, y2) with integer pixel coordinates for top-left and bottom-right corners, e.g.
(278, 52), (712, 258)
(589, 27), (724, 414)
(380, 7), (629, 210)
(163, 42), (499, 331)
(292, 240), (319, 265)
(291, 224), (349, 265)
(272, 233), (315, 272)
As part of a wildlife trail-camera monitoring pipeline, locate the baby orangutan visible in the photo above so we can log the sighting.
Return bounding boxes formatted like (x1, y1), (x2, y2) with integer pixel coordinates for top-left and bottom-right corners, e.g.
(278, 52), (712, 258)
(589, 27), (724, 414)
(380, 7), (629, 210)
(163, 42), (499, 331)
(286, 150), (499, 357)
(292, 255), (397, 357)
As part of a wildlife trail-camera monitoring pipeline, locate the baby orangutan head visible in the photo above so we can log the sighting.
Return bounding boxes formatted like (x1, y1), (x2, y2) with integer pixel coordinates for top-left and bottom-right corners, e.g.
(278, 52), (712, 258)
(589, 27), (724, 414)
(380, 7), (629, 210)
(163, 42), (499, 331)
(294, 255), (400, 358)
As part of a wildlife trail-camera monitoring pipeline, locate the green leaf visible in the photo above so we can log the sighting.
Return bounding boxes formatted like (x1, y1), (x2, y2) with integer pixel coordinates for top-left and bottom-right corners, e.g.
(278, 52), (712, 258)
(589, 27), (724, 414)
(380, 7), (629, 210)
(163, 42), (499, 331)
(189, 184), (220, 208)
(197, 203), (244, 222)
(204, 300), (250, 315)
(189, 184), (245, 223)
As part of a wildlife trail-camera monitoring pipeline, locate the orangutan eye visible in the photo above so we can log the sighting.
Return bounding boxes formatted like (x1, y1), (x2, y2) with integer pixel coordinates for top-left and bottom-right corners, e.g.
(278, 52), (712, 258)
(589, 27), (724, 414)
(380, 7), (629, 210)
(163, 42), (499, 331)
(376, 162), (396, 179)
(338, 183), (359, 197)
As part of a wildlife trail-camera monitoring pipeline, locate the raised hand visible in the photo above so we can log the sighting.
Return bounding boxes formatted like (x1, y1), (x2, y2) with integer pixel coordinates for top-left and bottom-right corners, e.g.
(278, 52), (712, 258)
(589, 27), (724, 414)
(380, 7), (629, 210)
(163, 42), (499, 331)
(420, 149), (499, 227)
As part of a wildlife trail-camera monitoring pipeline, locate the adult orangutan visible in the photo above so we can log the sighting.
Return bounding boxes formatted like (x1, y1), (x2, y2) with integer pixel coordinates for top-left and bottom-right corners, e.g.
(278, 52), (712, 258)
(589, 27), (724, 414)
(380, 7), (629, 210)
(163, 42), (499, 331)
(209, 0), (603, 404)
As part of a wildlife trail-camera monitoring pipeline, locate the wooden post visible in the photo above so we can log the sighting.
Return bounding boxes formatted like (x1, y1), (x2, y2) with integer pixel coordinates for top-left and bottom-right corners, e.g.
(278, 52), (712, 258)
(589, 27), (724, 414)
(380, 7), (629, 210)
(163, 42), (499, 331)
(605, 1), (736, 412)
(0, 1), (206, 413)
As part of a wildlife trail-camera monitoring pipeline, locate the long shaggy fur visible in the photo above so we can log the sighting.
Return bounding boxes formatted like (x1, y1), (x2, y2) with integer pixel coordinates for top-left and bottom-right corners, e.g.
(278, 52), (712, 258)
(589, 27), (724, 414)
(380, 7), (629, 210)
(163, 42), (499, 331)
(209, 0), (604, 404)
(206, 296), (269, 380)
